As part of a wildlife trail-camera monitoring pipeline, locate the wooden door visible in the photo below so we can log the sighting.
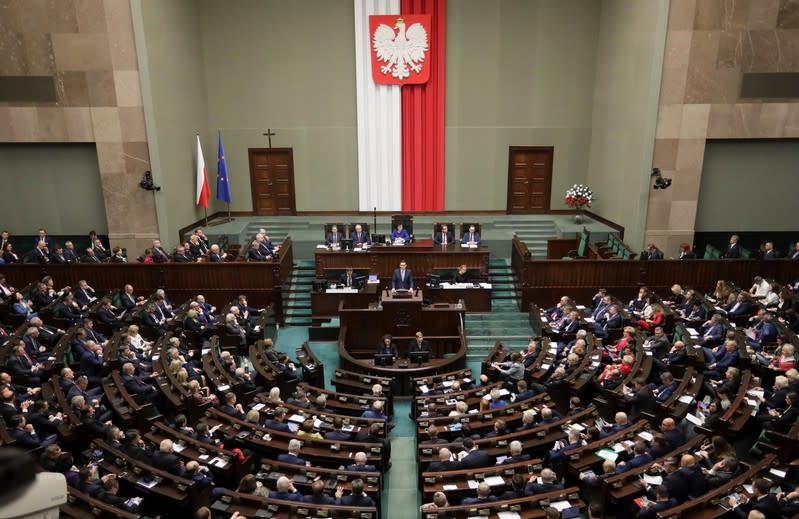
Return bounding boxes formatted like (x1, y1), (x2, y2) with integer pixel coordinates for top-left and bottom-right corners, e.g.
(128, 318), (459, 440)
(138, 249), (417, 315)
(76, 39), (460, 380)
(248, 148), (296, 215)
(507, 146), (554, 214)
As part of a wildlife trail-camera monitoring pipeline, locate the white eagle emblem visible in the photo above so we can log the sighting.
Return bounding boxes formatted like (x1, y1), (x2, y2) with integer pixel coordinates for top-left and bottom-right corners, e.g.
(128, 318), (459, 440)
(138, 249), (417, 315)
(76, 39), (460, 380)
(372, 17), (428, 81)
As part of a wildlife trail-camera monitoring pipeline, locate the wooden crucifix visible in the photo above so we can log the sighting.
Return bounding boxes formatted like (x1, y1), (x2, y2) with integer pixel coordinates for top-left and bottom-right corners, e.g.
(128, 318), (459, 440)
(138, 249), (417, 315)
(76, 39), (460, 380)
(263, 128), (276, 148)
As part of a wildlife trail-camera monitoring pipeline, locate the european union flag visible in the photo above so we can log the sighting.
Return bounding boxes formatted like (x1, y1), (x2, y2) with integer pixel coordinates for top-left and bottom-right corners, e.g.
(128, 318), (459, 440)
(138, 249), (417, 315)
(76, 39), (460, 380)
(216, 131), (232, 204)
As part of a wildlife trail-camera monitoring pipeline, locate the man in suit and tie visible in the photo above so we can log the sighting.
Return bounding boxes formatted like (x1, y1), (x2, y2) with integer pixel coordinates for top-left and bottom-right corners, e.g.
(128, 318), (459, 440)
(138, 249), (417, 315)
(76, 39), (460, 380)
(524, 468), (564, 495)
(73, 280), (97, 310)
(324, 417), (352, 441)
(459, 438), (495, 468)
(81, 247), (102, 263)
(623, 377), (657, 420)
(721, 234), (741, 258)
(172, 246), (193, 262)
(151, 239), (170, 262)
(247, 240), (268, 261)
(326, 225), (342, 247)
(208, 244), (224, 262)
(92, 238), (109, 261)
(408, 331), (431, 355)
(427, 448), (460, 472)
(727, 478), (779, 518)
(763, 241), (780, 259)
(49, 246), (68, 264)
(791, 242), (799, 260)
(0, 230), (9, 252)
(32, 241), (50, 264)
(340, 267), (357, 288)
(346, 452), (377, 472)
(62, 241), (78, 263)
(34, 229), (53, 250)
(350, 224), (371, 246)
(461, 225), (482, 245)
(725, 293), (751, 320)
(433, 224), (453, 246)
(703, 340), (740, 380)
(645, 244), (664, 260)
(277, 439), (309, 466)
(594, 304), (622, 338)
(391, 260), (413, 291)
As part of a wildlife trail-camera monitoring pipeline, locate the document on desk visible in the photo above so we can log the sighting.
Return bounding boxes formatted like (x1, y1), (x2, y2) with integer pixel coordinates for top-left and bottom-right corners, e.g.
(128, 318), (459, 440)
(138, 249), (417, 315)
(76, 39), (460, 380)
(642, 474), (663, 486)
(442, 484), (458, 491)
(497, 512), (522, 519)
(467, 479), (479, 489)
(484, 476), (505, 486)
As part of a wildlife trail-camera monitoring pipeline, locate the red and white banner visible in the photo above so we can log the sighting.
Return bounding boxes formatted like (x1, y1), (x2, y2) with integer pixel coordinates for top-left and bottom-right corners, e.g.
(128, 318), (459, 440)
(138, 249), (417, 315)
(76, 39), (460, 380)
(355, 1), (445, 212)
(195, 135), (210, 208)
(369, 15), (431, 85)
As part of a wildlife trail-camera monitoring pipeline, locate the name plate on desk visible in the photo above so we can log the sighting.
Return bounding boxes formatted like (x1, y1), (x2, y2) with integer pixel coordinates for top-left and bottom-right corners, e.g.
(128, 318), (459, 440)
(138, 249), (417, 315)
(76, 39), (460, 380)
(441, 282), (492, 289)
(326, 288), (359, 293)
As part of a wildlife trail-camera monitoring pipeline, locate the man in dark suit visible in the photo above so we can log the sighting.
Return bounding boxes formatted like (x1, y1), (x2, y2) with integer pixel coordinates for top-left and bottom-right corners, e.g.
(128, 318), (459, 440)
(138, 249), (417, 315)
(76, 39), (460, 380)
(725, 293), (751, 320)
(92, 239), (109, 261)
(340, 267), (358, 288)
(208, 244), (224, 262)
(151, 239), (170, 262)
(172, 246), (192, 262)
(32, 241), (50, 264)
(594, 304), (622, 338)
(791, 241), (799, 260)
(645, 326), (671, 359)
(62, 241), (79, 263)
(350, 224), (371, 246)
(277, 439), (308, 466)
(462, 482), (497, 505)
(326, 225), (342, 247)
(624, 377), (657, 420)
(390, 260), (413, 290)
(616, 441), (652, 473)
(525, 468), (564, 495)
(645, 244), (664, 260)
(263, 407), (292, 433)
(324, 417), (352, 441)
(763, 241), (780, 259)
(408, 331), (431, 356)
(150, 439), (185, 475)
(727, 478), (779, 518)
(645, 454), (704, 504)
(428, 448), (460, 472)
(120, 362), (156, 395)
(219, 392), (246, 420)
(459, 438), (494, 468)
(461, 224), (481, 245)
(654, 372), (679, 403)
(703, 340), (739, 380)
(79, 342), (104, 386)
(335, 479), (375, 507)
(639, 485), (678, 519)
(346, 452), (377, 472)
(247, 241), (268, 261)
(501, 440), (531, 464)
(433, 224), (453, 246)
(721, 234), (741, 259)
(72, 280), (97, 310)
(54, 294), (82, 325)
(34, 229), (53, 250)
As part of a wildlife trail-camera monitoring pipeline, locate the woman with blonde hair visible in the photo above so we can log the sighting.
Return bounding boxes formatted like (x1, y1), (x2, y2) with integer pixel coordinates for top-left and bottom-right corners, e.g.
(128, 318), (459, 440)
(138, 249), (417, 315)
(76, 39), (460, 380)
(175, 368), (189, 388)
(449, 400), (469, 417)
(127, 324), (150, 352)
(638, 303), (664, 331)
(267, 386), (282, 403)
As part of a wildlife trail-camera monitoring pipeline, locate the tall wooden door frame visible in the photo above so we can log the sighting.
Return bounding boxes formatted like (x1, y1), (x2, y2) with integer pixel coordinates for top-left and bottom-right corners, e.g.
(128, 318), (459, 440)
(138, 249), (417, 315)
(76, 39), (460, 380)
(248, 147), (297, 215)
(506, 146), (554, 214)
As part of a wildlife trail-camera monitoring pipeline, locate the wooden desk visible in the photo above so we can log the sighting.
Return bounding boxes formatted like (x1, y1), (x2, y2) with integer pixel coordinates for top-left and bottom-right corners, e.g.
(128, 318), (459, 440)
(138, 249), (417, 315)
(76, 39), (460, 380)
(311, 283), (379, 319)
(314, 240), (490, 279)
(426, 284), (492, 312)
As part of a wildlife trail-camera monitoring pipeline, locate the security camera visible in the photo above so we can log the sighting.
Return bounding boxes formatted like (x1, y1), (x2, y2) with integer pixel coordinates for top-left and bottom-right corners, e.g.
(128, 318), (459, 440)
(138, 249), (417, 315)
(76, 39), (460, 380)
(139, 170), (161, 191)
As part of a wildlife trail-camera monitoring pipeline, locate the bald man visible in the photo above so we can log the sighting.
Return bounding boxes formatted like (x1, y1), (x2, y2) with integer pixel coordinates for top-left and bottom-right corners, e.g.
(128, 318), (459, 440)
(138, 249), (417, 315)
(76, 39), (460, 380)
(428, 448), (460, 472)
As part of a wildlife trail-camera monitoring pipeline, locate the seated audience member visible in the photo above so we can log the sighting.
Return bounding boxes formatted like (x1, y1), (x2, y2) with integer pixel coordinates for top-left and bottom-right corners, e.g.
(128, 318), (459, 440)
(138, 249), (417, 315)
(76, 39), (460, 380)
(347, 451), (377, 472)
(303, 479), (336, 504)
(726, 477), (779, 518)
(492, 352), (525, 381)
(277, 439), (308, 466)
(269, 476), (303, 501)
(462, 481), (496, 505)
(391, 223), (409, 242)
(326, 225), (343, 247)
(428, 448), (460, 472)
(433, 224), (454, 245)
(639, 485), (678, 519)
(461, 225), (481, 245)
(150, 439), (185, 476)
(219, 392), (246, 420)
(525, 468), (563, 495)
(459, 437), (495, 468)
(376, 334), (398, 357)
(350, 224), (371, 246)
(421, 492), (450, 514)
(334, 478), (375, 507)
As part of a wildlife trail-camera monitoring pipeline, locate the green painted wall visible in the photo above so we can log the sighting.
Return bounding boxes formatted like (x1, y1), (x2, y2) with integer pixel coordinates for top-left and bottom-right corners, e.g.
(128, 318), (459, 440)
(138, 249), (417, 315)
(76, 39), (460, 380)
(696, 140), (799, 232)
(586, 0), (668, 248)
(445, 0), (600, 211)
(133, 0), (211, 247)
(196, 0), (357, 212)
(0, 144), (108, 235)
